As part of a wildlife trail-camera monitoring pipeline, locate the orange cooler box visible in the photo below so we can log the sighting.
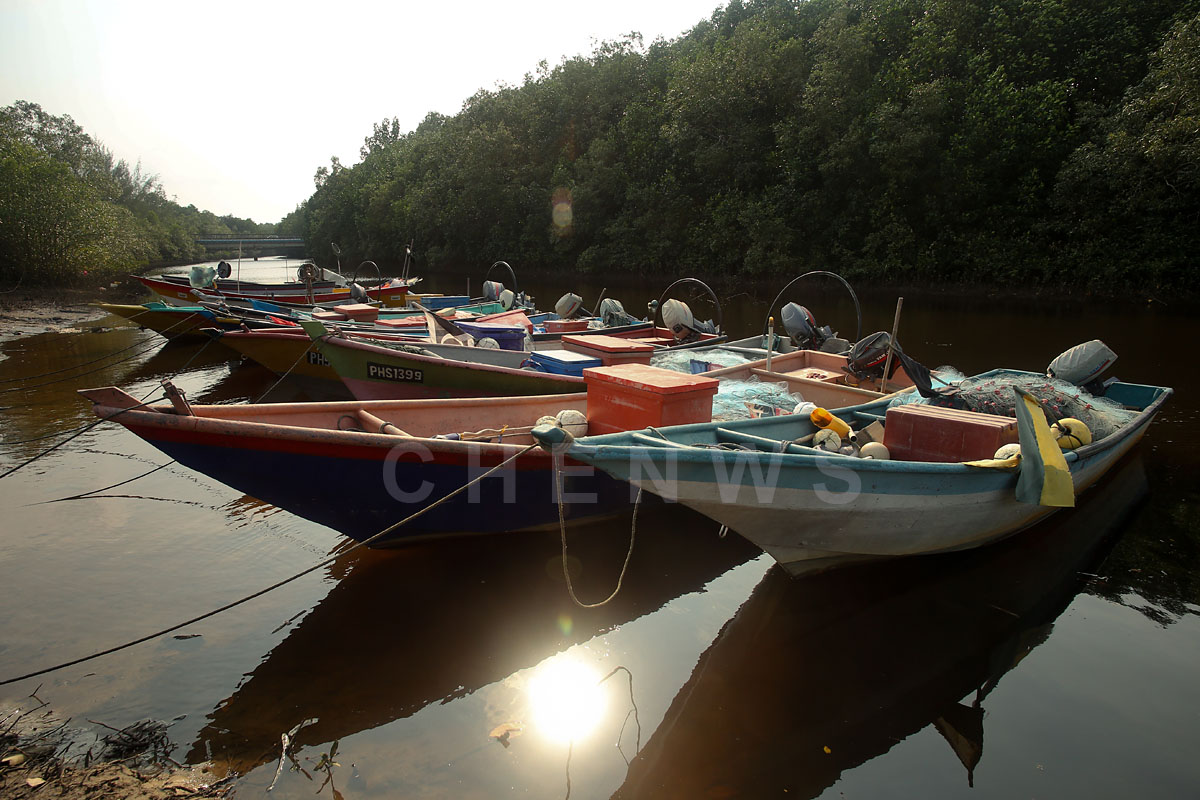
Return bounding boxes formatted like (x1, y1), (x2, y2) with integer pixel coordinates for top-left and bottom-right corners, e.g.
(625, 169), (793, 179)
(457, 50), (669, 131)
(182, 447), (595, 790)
(583, 364), (718, 435)
(561, 334), (655, 366)
(883, 404), (1018, 463)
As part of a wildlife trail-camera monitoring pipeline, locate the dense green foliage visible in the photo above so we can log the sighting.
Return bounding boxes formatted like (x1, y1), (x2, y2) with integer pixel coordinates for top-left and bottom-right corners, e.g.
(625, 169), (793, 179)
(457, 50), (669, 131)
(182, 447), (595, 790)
(0, 101), (273, 286)
(288, 0), (1198, 293)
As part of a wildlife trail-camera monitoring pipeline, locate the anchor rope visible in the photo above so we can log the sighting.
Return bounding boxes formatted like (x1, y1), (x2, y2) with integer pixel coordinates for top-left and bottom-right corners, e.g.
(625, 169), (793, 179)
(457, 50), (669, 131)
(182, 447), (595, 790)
(553, 453), (641, 608)
(1, 326), (220, 455)
(0, 397), (167, 481)
(0, 442), (540, 687)
(10, 335), (314, 503)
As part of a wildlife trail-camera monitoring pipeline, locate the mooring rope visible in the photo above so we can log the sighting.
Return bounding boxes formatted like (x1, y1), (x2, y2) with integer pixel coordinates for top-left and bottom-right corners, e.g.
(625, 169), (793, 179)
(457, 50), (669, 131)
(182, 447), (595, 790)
(0, 442), (540, 687)
(14, 336), (313, 501)
(1, 329), (222, 474)
(554, 454), (641, 608)
(0, 398), (167, 481)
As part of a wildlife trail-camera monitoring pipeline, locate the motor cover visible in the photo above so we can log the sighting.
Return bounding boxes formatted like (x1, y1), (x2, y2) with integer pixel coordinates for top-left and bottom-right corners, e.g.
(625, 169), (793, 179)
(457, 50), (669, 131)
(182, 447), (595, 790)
(555, 292), (583, 319)
(780, 303), (827, 349)
(482, 280), (505, 302)
(1047, 340), (1117, 385)
(844, 331), (903, 380)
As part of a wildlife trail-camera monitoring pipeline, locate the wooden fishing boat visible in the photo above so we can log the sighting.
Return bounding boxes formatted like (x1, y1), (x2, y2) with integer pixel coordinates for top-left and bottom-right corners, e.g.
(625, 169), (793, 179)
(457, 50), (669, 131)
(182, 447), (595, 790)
(79, 388), (626, 542)
(303, 321), (584, 400)
(98, 302), (244, 341)
(532, 368), (1171, 575)
(136, 273), (413, 308)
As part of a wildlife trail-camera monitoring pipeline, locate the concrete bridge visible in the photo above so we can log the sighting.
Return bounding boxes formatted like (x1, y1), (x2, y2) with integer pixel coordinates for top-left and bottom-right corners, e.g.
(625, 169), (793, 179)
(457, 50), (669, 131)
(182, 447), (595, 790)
(195, 235), (306, 256)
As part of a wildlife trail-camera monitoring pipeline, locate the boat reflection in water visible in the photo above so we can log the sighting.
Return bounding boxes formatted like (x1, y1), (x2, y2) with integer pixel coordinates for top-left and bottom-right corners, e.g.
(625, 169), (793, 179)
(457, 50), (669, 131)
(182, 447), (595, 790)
(184, 507), (760, 775)
(614, 454), (1149, 799)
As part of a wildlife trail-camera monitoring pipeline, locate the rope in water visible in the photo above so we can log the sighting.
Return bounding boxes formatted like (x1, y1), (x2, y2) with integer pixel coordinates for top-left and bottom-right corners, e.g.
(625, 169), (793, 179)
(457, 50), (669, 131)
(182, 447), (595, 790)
(553, 452), (641, 608)
(0, 397), (168, 481)
(8, 340), (314, 503)
(0, 330), (224, 477)
(0, 442), (540, 687)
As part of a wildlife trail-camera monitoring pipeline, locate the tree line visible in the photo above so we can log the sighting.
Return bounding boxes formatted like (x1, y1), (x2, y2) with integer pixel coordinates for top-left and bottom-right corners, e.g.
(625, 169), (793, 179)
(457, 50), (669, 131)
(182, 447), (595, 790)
(286, 0), (1198, 295)
(0, 100), (274, 287)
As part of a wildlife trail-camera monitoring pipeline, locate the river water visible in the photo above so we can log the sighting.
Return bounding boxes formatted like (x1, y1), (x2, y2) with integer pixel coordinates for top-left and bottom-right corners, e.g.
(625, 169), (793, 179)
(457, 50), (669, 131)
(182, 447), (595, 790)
(0, 257), (1197, 798)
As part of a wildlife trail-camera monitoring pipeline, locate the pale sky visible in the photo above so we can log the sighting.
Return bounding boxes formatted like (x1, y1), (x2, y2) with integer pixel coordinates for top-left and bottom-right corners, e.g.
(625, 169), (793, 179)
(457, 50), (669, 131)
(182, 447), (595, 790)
(1, 0), (723, 223)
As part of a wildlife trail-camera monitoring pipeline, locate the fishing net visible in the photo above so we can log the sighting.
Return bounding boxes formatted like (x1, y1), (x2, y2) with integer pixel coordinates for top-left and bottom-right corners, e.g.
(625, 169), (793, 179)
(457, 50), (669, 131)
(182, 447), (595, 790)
(711, 377), (805, 421)
(890, 370), (1136, 440)
(650, 347), (755, 374)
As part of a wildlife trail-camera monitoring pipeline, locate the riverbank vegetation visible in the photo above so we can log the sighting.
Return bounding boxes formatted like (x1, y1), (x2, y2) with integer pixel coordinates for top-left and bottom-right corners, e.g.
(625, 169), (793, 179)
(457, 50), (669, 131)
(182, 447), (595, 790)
(0, 101), (273, 289)
(287, 0), (1198, 295)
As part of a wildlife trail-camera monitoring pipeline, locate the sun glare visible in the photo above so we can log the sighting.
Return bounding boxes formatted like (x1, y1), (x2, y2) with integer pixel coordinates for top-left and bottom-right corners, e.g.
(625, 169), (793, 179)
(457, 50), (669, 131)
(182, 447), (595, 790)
(527, 657), (607, 744)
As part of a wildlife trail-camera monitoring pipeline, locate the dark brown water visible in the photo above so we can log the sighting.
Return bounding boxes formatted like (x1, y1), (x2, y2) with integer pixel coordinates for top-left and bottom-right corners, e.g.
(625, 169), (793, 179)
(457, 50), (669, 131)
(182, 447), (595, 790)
(1, 258), (1197, 798)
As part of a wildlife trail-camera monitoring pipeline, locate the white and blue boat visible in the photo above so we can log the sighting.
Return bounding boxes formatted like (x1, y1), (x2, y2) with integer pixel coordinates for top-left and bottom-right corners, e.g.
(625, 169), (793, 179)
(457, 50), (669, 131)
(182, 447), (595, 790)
(532, 367), (1172, 575)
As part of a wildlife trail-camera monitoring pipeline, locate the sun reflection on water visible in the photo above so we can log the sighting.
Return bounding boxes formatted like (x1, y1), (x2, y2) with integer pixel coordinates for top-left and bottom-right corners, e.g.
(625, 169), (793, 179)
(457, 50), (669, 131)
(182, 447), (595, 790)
(527, 656), (606, 744)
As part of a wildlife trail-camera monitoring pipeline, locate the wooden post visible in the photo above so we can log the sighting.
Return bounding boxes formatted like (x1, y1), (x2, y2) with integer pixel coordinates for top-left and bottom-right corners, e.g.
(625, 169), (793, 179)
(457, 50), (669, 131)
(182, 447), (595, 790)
(880, 298), (903, 392)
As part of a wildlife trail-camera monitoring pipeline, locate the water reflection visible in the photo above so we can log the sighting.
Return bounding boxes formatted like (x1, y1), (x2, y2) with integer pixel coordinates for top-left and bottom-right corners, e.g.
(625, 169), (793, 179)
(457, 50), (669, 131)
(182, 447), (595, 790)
(184, 508), (760, 775)
(613, 455), (1149, 799)
(527, 656), (607, 744)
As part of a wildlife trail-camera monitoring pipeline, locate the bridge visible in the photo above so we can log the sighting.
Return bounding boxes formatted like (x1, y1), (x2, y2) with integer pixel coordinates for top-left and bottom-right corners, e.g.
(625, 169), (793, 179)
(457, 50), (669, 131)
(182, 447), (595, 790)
(195, 235), (307, 256)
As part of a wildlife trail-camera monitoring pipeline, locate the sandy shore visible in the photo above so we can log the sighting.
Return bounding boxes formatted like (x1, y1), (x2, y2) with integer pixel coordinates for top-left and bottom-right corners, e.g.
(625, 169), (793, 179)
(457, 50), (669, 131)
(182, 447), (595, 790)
(0, 283), (148, 342)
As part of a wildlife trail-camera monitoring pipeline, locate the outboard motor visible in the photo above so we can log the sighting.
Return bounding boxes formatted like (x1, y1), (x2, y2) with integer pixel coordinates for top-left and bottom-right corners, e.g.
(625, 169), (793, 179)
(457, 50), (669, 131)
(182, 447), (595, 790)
(844, 331), (903, 381)
(499, 288), (515, 310)
(661, 298), (694, 338)
(662, 299), (717, 343)
(555, 292), (583, 319)
(216, 261), (232, 279)
(781, 302), (835, 350)
(599, 297), (639, 327)
(483, 280), (505, 302)
(350, 283), (368, 302)
(1047, 340), (1117, 393)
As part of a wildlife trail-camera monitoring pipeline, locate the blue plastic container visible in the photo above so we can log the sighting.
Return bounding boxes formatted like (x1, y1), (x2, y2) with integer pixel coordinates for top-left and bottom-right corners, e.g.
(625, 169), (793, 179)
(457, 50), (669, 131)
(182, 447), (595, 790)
(454, 321), (528, 351)
(528, 350), (603, 376)
(420, 295), (471, 310)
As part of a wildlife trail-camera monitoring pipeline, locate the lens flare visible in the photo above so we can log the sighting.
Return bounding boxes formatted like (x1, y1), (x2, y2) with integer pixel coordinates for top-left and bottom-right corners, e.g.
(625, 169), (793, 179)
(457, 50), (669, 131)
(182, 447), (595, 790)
(551, 187), (573, 233)
(527, 657), (605, 744)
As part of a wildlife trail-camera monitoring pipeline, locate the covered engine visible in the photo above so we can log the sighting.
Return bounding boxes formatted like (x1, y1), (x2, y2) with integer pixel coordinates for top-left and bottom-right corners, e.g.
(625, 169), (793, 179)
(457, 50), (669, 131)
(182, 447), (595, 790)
(555, 292), (584, 319)
(482, 280), (505, 302)
(780, 302), (837, 350)
(1047, 340), (1117, 387)
(599, 297), (639, 327)
(843, 331), (903, 381)
(662, 298), (716, 342)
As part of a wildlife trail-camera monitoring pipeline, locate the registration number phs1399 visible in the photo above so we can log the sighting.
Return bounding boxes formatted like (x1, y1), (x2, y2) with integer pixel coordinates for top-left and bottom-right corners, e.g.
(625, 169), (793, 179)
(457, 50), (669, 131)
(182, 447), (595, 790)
(367, 362), (424, 383)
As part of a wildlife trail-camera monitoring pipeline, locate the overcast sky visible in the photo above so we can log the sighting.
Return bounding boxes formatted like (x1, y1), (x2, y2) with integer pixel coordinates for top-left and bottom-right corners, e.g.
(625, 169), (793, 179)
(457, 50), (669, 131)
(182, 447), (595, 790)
(1, 0), (723, 223)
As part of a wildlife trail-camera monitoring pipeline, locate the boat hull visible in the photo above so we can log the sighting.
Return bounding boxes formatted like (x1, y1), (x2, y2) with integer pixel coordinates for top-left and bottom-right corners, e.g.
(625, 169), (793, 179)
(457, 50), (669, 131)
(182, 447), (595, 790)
(83, 392), (631, 542)
(557, 375), (1170, 574)
(136, 274), (411, 308)
(312, 330), (584, 400)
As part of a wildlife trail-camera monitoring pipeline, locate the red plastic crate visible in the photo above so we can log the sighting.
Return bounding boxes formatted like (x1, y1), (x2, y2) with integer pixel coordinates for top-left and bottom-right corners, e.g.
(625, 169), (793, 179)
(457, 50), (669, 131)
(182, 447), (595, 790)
(544, 319), (591, 333)
(583, 364), (718, 434)
(883, 404), (1019, 463)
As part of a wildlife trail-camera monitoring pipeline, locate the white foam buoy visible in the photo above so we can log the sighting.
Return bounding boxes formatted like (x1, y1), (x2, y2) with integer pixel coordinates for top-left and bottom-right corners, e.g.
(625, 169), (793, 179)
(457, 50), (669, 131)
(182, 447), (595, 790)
(994, 443), (1022, 460)
(555, 409), (588, 436)
(861, 441), (890, 460)
(813, 428), (842, 452)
